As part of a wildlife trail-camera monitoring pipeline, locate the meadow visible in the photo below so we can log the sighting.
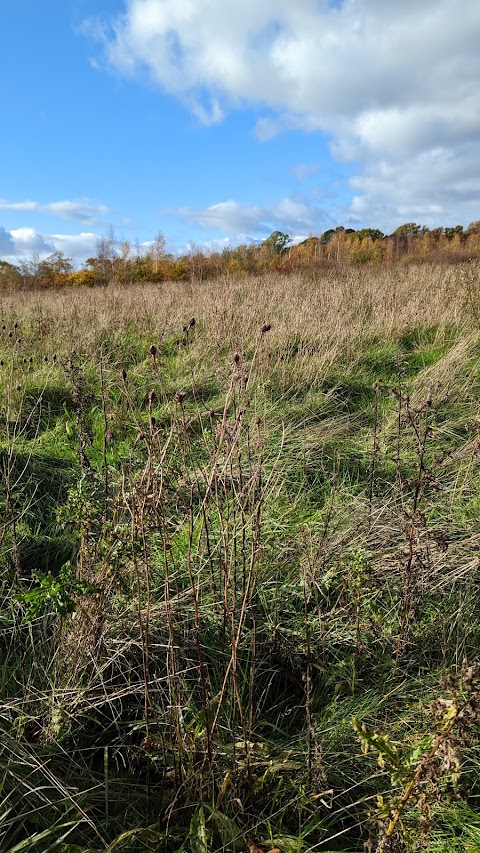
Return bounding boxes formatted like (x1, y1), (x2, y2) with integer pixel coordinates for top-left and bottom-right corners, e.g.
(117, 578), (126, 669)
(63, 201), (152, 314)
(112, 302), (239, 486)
(1, 263), (480, 852)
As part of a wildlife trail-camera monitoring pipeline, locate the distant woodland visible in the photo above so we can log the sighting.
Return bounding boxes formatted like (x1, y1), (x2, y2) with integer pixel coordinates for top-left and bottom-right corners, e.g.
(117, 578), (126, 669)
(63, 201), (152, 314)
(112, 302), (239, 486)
(2, 220), (480, 290)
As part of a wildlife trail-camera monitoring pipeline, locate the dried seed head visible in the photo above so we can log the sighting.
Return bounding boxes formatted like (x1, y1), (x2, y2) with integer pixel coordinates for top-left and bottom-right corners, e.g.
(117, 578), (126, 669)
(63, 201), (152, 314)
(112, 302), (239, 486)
(29, 356), (33, 364)
(8, 332), (12, 339)
(189, 317), (196, 328)
(182, 324), (188, 333)
(174, 390), (187, 403)
(261, 323), (272, 334)
(149, 344), (157, 357)
(52, 354), (57, 362)
(148, 389), (156, 405)
(44, 355), (49, 362)
(150, 416), (156, 427)
(105, 429), (114, 445)
(14, 322), (18, 330)
(0, 360), (3, 367)
(121, 368), (127, 382)
(234, 352), (240, 364)
(16, 384), (21, 391)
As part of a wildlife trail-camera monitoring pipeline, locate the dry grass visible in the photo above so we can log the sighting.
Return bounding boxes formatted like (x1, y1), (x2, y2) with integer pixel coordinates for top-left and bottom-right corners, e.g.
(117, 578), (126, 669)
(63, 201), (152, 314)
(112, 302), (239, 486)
(0, 264), (471, 354)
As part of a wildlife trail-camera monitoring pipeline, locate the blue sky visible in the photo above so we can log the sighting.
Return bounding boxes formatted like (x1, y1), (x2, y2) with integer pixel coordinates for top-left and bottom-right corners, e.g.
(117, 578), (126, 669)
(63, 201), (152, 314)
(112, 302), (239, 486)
(1, 0), (479, 264)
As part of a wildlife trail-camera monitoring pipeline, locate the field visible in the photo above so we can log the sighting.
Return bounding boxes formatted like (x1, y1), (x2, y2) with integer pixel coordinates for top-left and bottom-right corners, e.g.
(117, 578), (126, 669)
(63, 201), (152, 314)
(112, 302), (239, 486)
(1, 264), (480, 852)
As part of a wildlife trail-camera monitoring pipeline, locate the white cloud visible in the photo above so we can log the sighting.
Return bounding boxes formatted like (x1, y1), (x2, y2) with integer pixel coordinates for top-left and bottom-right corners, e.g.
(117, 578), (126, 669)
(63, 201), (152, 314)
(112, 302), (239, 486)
(99, 1), (480, 135)
(94, 0), (480, 228)
(48, 232), (99, 259)
(9, 228), (56, 256)
(42, 201), (110, 223)
(0, 227), (99, 265)
(181, 196), (331, 236)
(345, 140), (480, 231)
(189, 97), (224, 126)
(0, 198), (110, 224)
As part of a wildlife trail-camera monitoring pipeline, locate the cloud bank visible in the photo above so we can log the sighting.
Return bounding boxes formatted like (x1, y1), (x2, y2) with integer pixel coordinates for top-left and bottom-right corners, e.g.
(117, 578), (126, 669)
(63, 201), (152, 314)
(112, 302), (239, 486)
(0, 228), (98, 265)
(98, 0), (480, 230)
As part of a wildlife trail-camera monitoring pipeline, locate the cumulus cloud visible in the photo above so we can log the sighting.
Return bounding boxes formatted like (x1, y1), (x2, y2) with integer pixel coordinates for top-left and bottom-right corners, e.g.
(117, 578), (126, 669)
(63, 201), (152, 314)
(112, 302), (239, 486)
(345, 140), (480, 230)
(100, 1), (480, 138)
(0, 226), (16, 255)
(0, 227), (99, 265)
(96, 0), (480, 227)
(9, 228), (56, 256)
(48, 232), (100, 259)
(0, 198), (110, 224)
(181, 196), (331, 236)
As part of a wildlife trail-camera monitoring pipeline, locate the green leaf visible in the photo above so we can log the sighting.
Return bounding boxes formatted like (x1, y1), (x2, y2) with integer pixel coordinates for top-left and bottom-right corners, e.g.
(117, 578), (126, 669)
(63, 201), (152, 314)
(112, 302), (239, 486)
(210, 811), (244, 852)
(190, 806), (208, 853)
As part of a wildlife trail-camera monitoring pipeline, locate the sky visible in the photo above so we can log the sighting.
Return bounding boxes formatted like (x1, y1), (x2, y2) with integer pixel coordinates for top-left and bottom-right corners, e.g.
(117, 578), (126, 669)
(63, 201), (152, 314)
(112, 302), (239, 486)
(1, 0), (480, 265)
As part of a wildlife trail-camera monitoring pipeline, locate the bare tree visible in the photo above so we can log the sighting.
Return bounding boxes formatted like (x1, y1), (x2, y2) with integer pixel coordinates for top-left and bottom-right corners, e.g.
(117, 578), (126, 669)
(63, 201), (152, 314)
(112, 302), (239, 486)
(96, 226), (118, 285)
(150, 232), (166, 276)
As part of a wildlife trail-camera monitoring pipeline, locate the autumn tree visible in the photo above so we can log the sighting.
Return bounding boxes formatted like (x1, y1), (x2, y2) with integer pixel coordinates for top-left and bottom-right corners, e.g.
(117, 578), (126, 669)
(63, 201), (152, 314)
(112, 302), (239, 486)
(357, 228), (384, 241)
(0, 260), (22, 290)
(36, 252), (73, 288)
(262, 231), (290, 257)
(444, 225), (464, 240)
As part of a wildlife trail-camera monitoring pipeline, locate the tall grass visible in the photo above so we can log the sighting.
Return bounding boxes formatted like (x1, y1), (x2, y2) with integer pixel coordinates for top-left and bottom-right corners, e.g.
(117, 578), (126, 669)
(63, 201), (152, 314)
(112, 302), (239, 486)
(1, 264), (480, 852)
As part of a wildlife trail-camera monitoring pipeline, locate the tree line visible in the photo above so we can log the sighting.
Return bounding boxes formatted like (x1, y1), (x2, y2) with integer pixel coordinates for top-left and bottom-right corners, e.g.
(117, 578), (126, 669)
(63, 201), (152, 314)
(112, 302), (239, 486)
(1, 220), (480, 290)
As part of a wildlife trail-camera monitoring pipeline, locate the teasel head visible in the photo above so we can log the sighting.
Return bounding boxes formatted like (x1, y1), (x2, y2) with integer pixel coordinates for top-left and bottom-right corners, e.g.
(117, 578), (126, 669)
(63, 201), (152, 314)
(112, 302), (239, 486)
(148, 389), (156, 414)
